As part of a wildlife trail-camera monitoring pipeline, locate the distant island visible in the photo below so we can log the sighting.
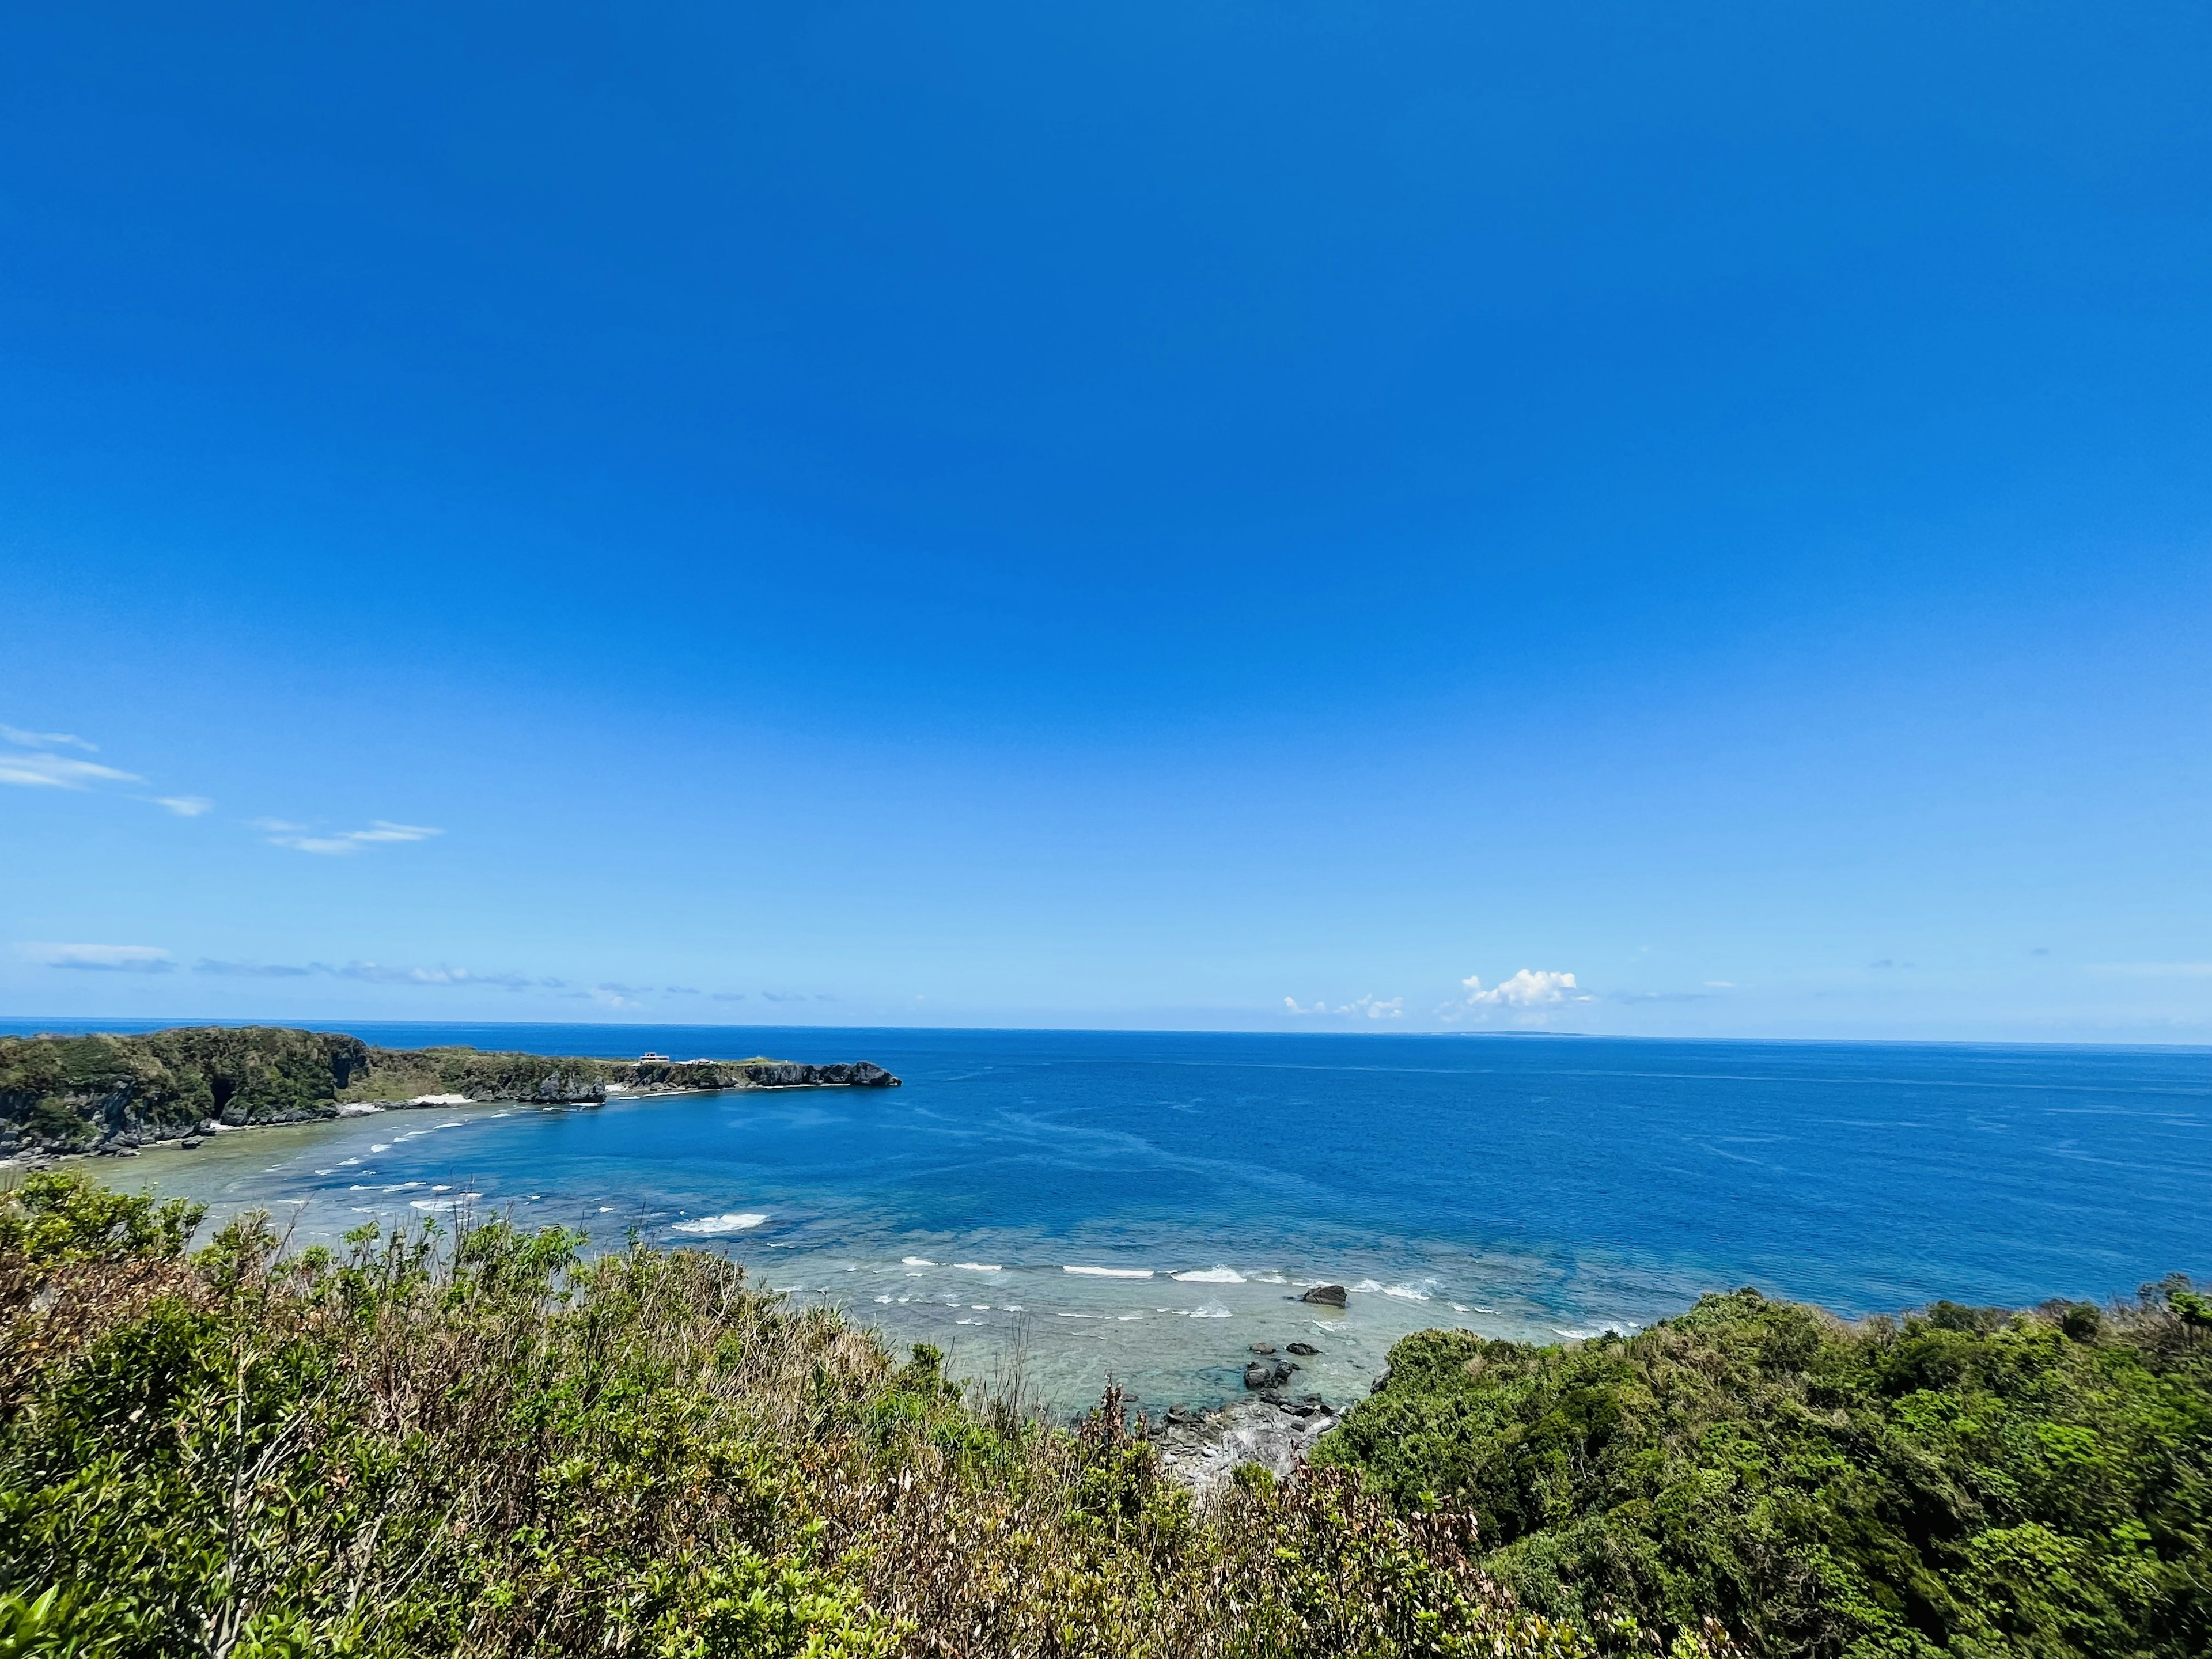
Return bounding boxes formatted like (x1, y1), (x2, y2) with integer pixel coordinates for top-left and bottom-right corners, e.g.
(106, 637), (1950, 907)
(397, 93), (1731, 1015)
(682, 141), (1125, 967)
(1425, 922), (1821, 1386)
(0, 1025), (900, 1162)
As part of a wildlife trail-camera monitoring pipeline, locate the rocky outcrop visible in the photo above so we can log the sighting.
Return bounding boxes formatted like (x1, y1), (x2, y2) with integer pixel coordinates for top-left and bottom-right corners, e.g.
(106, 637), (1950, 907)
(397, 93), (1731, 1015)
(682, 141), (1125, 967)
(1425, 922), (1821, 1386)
(730, 1060), (899, 1089)
(1299, 1284), (1349, 1308)
(1244, 1357), (1298, 1389)
(1154, 1399), (1344, 1499)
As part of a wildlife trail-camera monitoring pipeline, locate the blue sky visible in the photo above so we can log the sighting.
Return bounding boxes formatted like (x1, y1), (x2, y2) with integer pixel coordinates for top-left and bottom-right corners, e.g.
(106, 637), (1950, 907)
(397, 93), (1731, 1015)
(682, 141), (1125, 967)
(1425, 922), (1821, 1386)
(3, 1), (2209, 1038)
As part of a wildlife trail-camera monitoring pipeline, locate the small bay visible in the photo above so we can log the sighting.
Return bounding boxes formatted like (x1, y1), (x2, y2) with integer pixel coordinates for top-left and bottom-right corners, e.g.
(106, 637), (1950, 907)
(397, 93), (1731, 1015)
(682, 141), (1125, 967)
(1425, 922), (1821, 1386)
(73, 1022), (2212, 1414)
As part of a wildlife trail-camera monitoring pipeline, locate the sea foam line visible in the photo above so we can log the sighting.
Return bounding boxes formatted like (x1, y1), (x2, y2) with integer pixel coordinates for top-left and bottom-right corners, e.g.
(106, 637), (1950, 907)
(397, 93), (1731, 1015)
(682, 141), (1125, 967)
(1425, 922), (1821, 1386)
(1063, 1265), (1152, 1279)
(672, 1213), (768, 1235)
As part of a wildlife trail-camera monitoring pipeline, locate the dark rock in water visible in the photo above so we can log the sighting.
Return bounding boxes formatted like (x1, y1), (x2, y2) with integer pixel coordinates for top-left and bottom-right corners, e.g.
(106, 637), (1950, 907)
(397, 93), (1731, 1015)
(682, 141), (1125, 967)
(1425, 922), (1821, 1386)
(1286, 1341), (1319, 1356)
(1249, 1342), (1277, 1355)
(1300, 1284), (1349, 1308)
(1244, 1362), (1275, 1390)
(180, 1135), (204, 1149)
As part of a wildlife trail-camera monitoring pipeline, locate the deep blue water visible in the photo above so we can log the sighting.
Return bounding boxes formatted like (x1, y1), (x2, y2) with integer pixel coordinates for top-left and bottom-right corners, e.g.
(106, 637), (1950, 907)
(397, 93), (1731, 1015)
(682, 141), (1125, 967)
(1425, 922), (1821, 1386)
(14, 1021), (2210, 1411)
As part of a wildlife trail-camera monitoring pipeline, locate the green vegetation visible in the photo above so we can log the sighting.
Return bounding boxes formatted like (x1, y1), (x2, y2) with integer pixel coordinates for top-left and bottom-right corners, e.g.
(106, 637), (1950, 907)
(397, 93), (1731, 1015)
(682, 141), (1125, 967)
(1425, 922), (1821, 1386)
(8, 1167), (2204, 1658)
(1317, 1286), (2212, 1658)
(0, 1172), (1586, 1658)
(0, 1028), (888, 1157)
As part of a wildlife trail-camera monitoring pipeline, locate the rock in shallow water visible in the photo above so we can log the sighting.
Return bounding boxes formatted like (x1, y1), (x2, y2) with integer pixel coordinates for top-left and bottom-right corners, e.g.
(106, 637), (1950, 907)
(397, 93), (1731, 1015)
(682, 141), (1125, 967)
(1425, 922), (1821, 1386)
(1298, 1284), (1349, 1308)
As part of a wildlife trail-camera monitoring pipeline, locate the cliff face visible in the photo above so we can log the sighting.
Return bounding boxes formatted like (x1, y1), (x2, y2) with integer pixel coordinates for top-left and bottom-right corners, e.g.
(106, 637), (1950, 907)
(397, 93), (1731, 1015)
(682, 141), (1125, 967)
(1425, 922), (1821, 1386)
(0, 1028), (900, 1158)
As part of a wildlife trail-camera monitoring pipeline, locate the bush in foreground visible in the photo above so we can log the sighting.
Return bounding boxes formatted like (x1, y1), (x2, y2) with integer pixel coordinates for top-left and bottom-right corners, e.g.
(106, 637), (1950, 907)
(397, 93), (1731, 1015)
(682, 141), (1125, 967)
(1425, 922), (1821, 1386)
(1318, 1283), (2212, 1658)
(0, 1173), (1588, 1659)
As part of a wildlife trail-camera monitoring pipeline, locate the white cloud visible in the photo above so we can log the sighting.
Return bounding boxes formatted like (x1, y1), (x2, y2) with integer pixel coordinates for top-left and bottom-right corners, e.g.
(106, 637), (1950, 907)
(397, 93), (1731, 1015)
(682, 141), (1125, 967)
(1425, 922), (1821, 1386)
(264, 820), (444, 854)
(1441, 968), (1593, 1023)
(1703, 979), (1736, 989)
(154, 796), (214, 817)
(0, 751), (141, 790)
(18, 942), (174, 973)
(1460, 968), (1585, 1008)
(0, 724), (96, 751)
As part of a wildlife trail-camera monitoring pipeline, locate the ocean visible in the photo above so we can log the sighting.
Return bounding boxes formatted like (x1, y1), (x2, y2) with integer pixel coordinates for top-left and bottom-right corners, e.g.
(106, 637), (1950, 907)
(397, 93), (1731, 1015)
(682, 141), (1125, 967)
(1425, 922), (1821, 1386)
(15, 1021), (2211, 1415)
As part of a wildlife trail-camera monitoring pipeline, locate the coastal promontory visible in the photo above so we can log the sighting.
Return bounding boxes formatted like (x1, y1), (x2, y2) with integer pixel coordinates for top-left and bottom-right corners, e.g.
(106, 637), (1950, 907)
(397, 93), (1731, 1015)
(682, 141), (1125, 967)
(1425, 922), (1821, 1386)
(0, 1025), (899, 1160)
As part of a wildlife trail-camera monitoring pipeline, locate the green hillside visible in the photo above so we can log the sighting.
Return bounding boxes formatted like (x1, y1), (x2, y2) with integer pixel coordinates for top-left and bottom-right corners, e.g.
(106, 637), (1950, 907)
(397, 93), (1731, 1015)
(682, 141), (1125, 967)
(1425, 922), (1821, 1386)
(1318, 1285), (2212, 1657)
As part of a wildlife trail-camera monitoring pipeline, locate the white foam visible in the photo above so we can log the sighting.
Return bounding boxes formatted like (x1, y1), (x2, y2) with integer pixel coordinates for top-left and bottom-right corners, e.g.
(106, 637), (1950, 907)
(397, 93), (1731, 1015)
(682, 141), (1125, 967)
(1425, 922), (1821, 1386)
(671, 1212), (768, 1235)
(1251, 1271), (1289, 1284)
(1381, 1283), (1432, 1302)
(369, 1144), (391, 1153)
(1189, 1302), (1232, 1319)
(902, 1256), (937, 1267)
(436, 1120), (465, 1128)
(970, 1304), (989, 1310)
(874, 1295), (892, 1304)
(953, 1262), (1001, 1272)
(1171, 1266), (1245, 1283)
(1350, 1279), (1384, 1293)
(1063, 1265), (1152, 1278)
(410, 1094), (472, 1107)
(1001, 1304), (1023, 1311)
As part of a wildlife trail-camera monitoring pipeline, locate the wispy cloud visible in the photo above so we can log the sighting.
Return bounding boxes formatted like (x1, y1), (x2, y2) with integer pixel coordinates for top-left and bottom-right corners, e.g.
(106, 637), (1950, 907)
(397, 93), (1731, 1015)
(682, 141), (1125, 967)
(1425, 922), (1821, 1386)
(190, 958), (563, 989)
(19, 942), (174, 973)
(1703, 980), (1736, 988)
(1282, 993), (1404, 1019)
(0, 750), (142, 790)
(0, 724), (96, 752)
(153, 796), (214, 817)
(262, 820), (444, 855)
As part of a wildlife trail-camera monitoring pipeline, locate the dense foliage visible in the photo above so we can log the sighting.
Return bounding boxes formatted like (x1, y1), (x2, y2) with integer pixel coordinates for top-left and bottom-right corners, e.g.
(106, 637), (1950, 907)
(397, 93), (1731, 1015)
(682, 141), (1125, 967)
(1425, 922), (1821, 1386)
(0, 1172), (1588, 1658)
(0, 1029), (374, 1152)
(1318, 1285), (2212, 1658)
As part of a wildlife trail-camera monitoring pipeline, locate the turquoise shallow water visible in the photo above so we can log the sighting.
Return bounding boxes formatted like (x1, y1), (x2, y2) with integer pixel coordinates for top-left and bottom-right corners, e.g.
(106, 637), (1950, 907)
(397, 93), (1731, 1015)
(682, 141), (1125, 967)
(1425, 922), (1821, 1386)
(20, 1023), (2212, 1415)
